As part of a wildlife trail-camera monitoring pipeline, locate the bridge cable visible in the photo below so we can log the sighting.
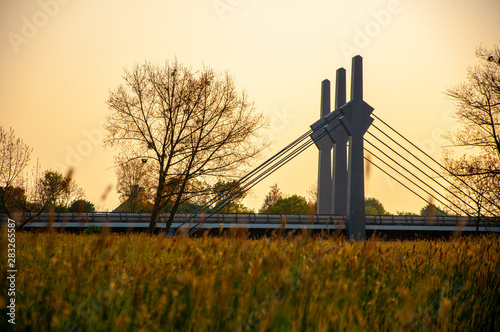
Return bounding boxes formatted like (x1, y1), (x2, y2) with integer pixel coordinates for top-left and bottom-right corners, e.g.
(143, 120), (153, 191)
(177, 113), (341, 220)
(368, 122), (499, 216)
(371, 113), (500, 213)
(365, 131), (477, 215)
(364, 138), (470, 216)
(186, 123), (343, 234)
(365, 147), (461, 216)
(363, 156), (449, 216)
(176, 116), (342, 233)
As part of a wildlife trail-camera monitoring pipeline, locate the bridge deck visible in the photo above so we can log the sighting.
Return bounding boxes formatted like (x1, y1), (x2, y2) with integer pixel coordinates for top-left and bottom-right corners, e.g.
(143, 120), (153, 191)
(3, 213), (499, 233)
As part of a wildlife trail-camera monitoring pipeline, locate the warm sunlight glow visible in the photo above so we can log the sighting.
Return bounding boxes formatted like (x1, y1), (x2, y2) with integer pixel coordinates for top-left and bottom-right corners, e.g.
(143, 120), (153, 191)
(1, 0), (499, 213)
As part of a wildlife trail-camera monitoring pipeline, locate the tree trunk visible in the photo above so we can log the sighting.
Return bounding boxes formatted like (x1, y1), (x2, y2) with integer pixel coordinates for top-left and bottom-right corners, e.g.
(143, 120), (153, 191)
(476, 205), (481, 233)
(0, 187), (13, 220)
(148, 199), (161, 235)
(164, 193), (182, 236)
(164, 176), (191, 235)
(148, 174), (166, 235)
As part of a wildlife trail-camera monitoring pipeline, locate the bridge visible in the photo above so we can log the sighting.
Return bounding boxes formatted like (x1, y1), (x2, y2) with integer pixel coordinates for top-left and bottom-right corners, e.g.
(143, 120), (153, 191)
(13, 212), (500, 238)
(6, 55), (499, 238)
(165, 55), (499, 238)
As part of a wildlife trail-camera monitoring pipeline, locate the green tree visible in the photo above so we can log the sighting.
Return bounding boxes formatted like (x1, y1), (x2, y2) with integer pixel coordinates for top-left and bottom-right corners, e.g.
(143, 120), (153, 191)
(38, 170), (69, 209)
(1, 186), (27, 214)
(396, 211), (418, 216)
(259, 183), (283, 213)
(419, 204), (447, 217)
(365, 197), (388, 215)
(69, 199), (96, 213)
(269, 195), (312, 214)
(38, 170), (84, 212)
(211, 180), (253, 213)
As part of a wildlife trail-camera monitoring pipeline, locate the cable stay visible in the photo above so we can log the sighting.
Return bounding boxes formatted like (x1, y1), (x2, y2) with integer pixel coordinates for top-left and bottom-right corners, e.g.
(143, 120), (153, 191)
(371, 113), (500, 214)
(364, 146), (464, 216)
(174, 114), (342, 234)
(368, 123), (499, 216)
(363, 156), (449, 216)
(365, 131), (477, 215)
(185, 122), (343, 234)
(170, 110), (496, 235)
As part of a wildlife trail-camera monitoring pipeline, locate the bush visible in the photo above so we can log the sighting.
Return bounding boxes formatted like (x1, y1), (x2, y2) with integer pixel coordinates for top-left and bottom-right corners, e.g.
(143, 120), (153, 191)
(83, 225), (101, 234)
(69, 199), (96, 213)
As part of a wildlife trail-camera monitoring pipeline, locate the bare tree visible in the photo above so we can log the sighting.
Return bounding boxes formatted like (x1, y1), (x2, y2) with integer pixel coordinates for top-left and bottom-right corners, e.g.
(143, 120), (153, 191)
(0, 128), (86, 225)
(259, 183), (283, 213)
(105, 60), (269, 234)
(306, 184), (317, 207)
(115, 155), (155, 212)
(444, 44), (500, 217)
(443, 151), (500, 220)
(0, 126), (32, 218)
(445, 44), (500, 170)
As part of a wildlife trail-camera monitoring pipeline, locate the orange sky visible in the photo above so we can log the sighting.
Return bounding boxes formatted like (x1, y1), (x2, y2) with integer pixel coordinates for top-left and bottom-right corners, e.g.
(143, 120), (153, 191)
(1, 0), (499, 213)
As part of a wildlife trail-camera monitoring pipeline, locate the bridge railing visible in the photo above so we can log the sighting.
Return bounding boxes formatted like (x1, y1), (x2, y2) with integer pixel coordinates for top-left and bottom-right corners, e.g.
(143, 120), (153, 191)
(367, 214), (500, 227)
(2, 212), (499, 228)
(1, 212), (347, 226)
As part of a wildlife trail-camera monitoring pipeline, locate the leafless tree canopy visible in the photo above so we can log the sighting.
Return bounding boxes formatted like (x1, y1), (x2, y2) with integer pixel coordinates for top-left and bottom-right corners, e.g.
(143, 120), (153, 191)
(105, 60), (269, 232)
(0, 126), (32, 189)
(443, 152), (500, 217)
(445, 44), (500, 162)
(444, 44), (500, 217)
(0, 126), (32, 218)
(115, 155), (155, 212)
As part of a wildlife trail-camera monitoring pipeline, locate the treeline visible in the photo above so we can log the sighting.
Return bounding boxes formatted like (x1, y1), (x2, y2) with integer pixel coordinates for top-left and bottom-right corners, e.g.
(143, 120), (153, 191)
(0, 126), (96, 226)
(3, 44), (498, 223)
(0, 126), (448, 221)
(2, 169), (95, 214)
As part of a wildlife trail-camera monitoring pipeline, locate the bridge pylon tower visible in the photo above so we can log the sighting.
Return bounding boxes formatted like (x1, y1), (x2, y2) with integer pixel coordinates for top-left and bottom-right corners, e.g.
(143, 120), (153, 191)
(311, 55), (374, 240)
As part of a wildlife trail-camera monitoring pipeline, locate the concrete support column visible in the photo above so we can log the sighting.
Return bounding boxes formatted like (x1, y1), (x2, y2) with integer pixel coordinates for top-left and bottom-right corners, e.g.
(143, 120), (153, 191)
(339, 55), (374, 240)
(315, 80), (333, 214)
(331, 68), (348, 215)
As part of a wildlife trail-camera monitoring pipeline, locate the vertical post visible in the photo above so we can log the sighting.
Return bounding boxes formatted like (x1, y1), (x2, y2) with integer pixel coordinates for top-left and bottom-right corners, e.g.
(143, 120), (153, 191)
(339, 55), (374, 240)
(331, 68), (348, 215)
(335, 68), (347, 109)
(316, 80), (333, 214)
(348, 56), (365, 240)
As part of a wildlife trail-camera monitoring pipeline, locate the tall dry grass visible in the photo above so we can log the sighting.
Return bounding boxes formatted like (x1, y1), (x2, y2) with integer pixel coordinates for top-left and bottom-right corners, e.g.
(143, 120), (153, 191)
(0, 232), (499, 331)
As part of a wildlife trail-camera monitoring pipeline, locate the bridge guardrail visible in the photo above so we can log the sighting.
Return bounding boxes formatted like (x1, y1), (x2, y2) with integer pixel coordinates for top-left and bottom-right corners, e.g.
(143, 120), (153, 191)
(2, 212), (499, 228)
(1, 212), (347, 225)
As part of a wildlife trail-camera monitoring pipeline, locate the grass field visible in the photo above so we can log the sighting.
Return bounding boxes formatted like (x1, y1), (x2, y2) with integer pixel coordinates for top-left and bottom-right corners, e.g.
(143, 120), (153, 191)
(1, 232), (499, 331)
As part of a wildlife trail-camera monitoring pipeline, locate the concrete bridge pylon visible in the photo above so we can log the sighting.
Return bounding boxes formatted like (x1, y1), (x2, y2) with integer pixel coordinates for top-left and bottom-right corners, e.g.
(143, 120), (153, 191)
(311, 55), (374, 240)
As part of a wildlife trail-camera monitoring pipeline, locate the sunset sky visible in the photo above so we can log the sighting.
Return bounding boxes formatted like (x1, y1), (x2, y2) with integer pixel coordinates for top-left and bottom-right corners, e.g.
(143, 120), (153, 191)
(1, 0), (499, 213)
